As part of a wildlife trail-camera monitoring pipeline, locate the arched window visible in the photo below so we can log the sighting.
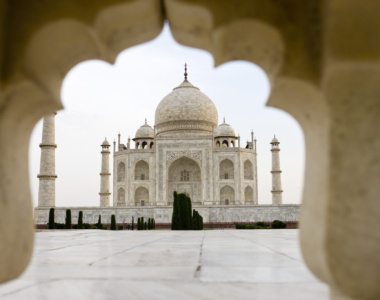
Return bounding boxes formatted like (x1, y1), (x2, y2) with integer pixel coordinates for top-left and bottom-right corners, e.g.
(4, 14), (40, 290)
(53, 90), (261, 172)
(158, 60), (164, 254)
(244, 160), (253, 180)
(117, 162), (125, 181)
(231, 140), (235, 148)
(222, 140), (229, 148)
(245, 186), (254, 203)
(220, 185), (235, 204)
(117, 188), (125, 204)
(180, 170), (189, 181)
(135, 187), (149, 206)
(142, 141), (147, 149)
(216, 141), (221, 148)
(135, 142), (140, 149)
(150, 142), (154, 149)
(135, 160), (149, 180)
(219, 159), (234, 179)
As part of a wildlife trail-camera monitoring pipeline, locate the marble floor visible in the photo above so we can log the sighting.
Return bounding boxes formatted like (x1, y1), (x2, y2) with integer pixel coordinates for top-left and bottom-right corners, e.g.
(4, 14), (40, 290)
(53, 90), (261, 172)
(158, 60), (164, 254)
(0, 230), (329, 300)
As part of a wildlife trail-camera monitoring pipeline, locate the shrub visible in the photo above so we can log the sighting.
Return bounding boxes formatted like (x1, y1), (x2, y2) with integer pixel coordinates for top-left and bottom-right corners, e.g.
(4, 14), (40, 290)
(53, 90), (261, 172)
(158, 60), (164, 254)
(271, 220), (287, 229)
(256, 221), (267, 227)
(111, 214), (116, 230)
(102, 225), (107, 230)
(48, 208), (55, 229)
(78, 211), (83, 229)
(144, 222), (147, 230)
(65, 209), (71, 229)
(83, 223), (91, 229)
(91, 226), (98, 229)
(72, 224), (78, 229)
(132, 216), (134, 230)
(118, 225), (123, 230)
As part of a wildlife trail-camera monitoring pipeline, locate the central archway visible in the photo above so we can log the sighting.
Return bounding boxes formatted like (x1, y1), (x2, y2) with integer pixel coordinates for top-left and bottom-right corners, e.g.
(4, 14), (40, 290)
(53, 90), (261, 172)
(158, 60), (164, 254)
(168, 156), (202, 204)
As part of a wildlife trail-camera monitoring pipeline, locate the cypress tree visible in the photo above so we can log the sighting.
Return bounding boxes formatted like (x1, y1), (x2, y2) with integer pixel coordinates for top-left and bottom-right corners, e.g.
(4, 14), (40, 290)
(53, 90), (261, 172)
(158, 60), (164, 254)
(132, 216), (134, 230)
(144, 222), (147, 230)
(65, 209), (71, 229)
(187, 196), (192, 230)
(153, 218), (155, 229)
(137, 217), (140, 230)
(171, 191), (179, 230)
(142, 217), (144, 230)
(97, 215), (102, 229)
(179, 193), (187, 230)
(111, 214), (116, 230)
(78, 211), (83, 229)
(48, 208), (55, 229)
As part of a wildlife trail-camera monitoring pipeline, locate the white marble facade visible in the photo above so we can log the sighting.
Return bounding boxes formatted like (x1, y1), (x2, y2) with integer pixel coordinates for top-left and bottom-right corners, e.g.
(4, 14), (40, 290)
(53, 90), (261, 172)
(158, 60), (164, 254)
(35, 71), (299, 225)
(113, 73), (258, 208)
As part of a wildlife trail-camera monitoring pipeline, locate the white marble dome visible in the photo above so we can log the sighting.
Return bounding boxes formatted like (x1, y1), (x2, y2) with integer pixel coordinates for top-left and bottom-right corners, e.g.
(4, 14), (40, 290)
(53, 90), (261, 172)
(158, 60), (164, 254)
(135, 121), (154, 139)
(155, 79), (218, 135)
(214, 119), (236, 137)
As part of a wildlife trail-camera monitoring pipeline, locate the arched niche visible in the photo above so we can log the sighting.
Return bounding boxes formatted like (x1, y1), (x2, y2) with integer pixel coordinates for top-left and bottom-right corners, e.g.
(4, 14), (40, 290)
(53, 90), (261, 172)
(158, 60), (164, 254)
(219, 159), (234, 179)
(220, 185), (235, 205)
(244, 186), (253, 203)
(117, 162), (125, 181)
(117, 187), (125, 205)
(135, 187), (149, 206)
(168, 156), (201, 204)
(135, 160), (149, 180)
(244, 160), (253, 180)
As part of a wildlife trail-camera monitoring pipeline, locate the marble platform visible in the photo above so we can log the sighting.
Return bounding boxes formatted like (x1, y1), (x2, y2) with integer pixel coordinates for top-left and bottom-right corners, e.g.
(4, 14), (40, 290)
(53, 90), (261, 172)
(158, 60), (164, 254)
(0, 230), (329, 300)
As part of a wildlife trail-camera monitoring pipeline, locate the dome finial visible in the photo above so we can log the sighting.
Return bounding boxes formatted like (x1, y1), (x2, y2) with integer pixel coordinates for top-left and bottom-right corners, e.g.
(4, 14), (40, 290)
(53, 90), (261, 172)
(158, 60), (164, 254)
(145, 118), (147, 125)
(184, 63), (188, 80)
(223, 116), (225, 123)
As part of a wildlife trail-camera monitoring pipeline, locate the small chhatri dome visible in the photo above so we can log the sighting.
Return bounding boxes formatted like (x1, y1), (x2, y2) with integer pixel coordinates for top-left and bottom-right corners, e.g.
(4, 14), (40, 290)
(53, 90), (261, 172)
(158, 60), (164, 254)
(135, 119), (154, 139)
(102, 138), (110, 146)
(155, 64), (218, 136)
(214, 118), (236, 137)
(270, 135), (280, 144)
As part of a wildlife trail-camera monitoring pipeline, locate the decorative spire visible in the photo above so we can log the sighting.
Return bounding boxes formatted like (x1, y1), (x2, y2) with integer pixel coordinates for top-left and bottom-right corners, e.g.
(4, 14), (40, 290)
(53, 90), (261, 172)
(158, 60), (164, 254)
(145, 118), (147, 125)
(184, 63), (188, 80)
(223, 116), (225, 123)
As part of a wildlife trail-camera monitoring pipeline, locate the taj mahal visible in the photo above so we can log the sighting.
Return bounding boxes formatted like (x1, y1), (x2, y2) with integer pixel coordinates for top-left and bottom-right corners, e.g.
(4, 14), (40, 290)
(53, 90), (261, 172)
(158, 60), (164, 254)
(34, 66), (300, 225)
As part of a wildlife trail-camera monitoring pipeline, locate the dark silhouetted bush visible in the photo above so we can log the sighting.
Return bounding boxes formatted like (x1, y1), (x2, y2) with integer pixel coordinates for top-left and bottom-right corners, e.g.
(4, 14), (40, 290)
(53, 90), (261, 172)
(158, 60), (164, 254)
(48, 208), (55, 229)
(271, 220), (287, 229)
(78, 211), (83, 229)
(111, 215), (116, 230)
(65, 209), (71, 229)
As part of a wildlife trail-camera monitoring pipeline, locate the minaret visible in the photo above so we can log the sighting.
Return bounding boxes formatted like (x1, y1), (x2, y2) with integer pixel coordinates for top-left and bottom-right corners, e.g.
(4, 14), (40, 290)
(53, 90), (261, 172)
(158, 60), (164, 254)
(270, 136), (283, 205)
(99, 138), (111, 207)
(37, 113), (57, 207)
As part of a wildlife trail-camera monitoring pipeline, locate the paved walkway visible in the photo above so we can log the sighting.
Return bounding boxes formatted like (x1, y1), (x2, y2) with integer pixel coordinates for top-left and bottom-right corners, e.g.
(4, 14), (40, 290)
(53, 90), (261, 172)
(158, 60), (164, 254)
(0, 230), (328, 300)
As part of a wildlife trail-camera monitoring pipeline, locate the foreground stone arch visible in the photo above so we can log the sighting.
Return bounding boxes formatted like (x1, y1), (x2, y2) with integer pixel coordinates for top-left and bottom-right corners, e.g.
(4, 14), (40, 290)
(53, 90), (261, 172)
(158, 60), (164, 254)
(1, 2), (380, 299)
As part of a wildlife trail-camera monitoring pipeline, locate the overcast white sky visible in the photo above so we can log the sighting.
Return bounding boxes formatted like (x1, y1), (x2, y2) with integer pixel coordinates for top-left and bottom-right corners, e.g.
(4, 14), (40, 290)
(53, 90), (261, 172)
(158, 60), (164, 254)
(28, 23), (305, 207)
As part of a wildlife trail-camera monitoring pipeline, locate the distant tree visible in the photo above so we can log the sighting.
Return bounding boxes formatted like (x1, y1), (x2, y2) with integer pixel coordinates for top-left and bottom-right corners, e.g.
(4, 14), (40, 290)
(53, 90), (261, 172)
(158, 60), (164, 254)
(172, 191), (180, 230)
(48, 208), (55, 229)
(111, 214), (116, 230)
(144, 222), (147, 230)
(65, 209), (71, 229)
(153, 218), (155, 229)
(97, 215), (102, 229)
(137, 217), (140, 230)
(78, 211), (83, 229)
(132, 216), (134, 230)
(141, 217), (144, 230)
